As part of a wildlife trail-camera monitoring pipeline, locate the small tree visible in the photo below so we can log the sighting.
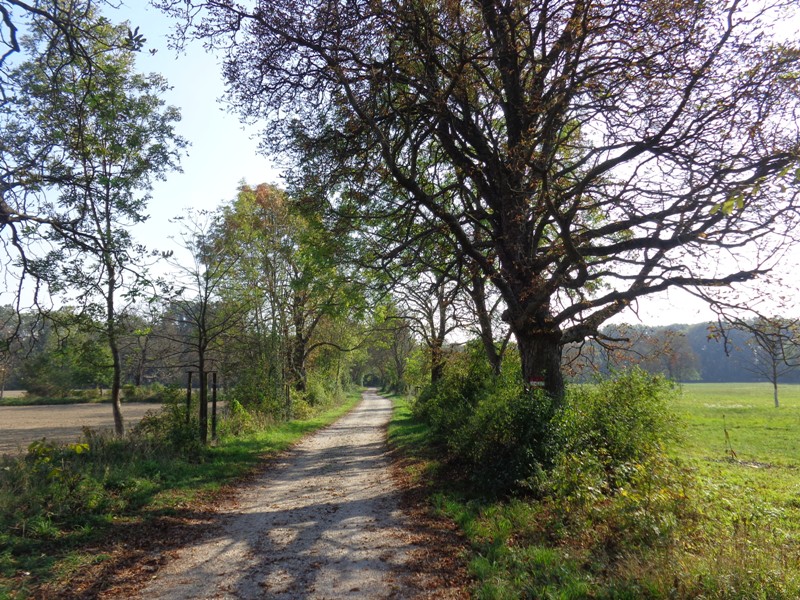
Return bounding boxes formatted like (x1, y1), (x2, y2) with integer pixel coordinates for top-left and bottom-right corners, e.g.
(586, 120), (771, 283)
(10, 4), (184, 433)
(730, 317), (800, 408)
(162, 209), (250, 444)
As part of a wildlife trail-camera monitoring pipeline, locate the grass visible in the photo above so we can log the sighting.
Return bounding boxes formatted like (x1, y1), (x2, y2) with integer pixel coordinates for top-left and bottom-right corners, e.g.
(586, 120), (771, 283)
(389, 382), (800, 599)
(677, 382), (800, 465)
(0, 383), (188, 406)
(0, 388), (362, 599)
(0, 394), (110, 406)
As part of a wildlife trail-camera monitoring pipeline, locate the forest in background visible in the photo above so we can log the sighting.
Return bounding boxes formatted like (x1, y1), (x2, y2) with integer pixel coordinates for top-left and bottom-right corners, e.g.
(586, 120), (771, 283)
(4, 308), (800, 398)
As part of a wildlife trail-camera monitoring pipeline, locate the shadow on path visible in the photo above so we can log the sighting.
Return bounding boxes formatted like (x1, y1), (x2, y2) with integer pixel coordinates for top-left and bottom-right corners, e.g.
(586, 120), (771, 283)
(136, 390), (419, 599)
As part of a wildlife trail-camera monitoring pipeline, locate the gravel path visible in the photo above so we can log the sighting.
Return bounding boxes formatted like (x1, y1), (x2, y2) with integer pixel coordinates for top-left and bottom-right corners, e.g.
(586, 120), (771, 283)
(134, 390), (427, 599)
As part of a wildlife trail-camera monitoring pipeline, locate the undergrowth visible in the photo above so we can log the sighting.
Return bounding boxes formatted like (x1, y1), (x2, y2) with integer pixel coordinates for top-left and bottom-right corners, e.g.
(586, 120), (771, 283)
(392, 364), (800, 599)
(0, 387), (361, 599)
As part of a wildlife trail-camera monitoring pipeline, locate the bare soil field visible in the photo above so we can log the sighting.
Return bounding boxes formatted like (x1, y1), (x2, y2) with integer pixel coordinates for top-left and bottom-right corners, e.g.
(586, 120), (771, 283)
(0, 402), (159, 455)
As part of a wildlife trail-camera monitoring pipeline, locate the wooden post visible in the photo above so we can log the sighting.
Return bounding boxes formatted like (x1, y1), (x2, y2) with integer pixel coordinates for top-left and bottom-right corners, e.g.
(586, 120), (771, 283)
(211, 371), (218, 441)
(185, 371), (193, 424)
(199, 370), (208, 445)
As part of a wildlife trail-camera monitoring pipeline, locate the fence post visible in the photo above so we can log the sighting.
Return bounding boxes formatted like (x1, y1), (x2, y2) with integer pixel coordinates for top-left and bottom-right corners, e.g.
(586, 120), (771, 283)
(211, 371), (218, 441)
(185, 371), (193, 424)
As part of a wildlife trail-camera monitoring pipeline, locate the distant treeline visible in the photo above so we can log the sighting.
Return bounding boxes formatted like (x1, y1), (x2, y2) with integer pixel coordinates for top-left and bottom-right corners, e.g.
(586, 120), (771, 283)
(567, 322), (800, 384)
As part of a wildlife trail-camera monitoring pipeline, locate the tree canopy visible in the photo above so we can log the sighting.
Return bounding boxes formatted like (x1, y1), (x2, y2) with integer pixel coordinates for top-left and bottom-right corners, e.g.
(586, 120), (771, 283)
(159, 0), (800, 399)
(2, 1), (184, 432)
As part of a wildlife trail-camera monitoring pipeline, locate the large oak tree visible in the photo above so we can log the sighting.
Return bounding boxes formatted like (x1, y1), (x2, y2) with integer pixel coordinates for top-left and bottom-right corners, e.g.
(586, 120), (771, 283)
(161, 0), (800, 400)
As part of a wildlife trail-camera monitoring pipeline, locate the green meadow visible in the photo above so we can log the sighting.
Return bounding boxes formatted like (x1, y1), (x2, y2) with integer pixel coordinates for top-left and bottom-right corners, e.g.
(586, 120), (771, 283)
(677, 384), (800, 582)
(678, 382), (800, 466)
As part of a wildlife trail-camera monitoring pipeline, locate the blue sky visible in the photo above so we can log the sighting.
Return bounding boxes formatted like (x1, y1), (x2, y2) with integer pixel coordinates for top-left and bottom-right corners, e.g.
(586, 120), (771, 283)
(111, 3), (281, 254)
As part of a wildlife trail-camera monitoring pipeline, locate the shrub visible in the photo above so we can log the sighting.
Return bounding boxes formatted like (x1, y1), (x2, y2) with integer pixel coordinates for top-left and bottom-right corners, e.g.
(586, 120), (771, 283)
(219, 397), (256, 436)
(544, 369), (692, 554)
(0, 440), (109, 539)
(413, 344), (554, 493)
(412, 343), (496, 441)
(129, 401), (204, 458)
(455, 384), (553, 493)
(553, 368), (680, 488)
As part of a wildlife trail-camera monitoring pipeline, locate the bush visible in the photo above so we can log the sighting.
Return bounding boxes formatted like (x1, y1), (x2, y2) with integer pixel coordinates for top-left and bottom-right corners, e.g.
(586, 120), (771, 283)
(413, 344), (554, 493)
(413, 358), (684, 498)
(553, 368), (680, 490)
(219, 397), (256, 436)
(455, 384), (553, 493)
(559, 368), (678, 464)
(129, 402), (204, 458)
(544, 369), (691, 554)
(0, 440), (111, 540)
(413, 343), (496, 441)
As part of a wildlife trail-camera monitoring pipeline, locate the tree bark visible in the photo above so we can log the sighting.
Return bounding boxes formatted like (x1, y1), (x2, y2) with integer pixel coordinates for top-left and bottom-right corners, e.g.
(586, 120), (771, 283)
(110, 336), (124, 436)
(470, 272), (502, 376)
(430, 338), (445, 384)
(134, 334), (150, 387)
(772, 361), (780, 408)
(291, 336), (307, 392)
(199, 365), (208, 445)
(510, 317), (565, 403)
(106, 261), (124, 436)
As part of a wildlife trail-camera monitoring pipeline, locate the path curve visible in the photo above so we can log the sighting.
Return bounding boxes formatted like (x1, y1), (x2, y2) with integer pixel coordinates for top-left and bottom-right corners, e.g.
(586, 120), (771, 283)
(134, 390), (424, 599)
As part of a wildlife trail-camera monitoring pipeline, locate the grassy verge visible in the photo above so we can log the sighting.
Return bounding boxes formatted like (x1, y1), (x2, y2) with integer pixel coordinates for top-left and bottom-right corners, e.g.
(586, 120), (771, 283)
(388, 384), (800, 599)
(0, 388), (363, 599)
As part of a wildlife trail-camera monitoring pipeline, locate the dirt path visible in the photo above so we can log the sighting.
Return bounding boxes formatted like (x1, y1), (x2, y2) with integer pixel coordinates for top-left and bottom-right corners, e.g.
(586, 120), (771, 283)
(131, 389), (459, 599)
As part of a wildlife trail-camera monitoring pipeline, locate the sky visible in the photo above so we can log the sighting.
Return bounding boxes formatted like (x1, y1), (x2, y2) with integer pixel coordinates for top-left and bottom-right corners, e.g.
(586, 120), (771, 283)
(111, 3), (282, 250)
(104, 2), (794, 328)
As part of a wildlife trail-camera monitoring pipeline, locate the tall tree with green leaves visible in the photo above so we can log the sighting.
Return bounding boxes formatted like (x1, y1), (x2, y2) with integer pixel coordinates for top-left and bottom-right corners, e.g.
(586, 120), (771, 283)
(161, 0), (800, 407)
(0, 1), (145, 321)
(220, 183), (364, 396)
(9, 3), (184, 433)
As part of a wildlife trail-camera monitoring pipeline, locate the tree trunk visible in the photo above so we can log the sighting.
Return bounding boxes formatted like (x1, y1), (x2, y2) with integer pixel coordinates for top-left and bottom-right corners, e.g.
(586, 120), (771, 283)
(110, 341), (124, 436)
(430, 338), (445, 384)
(199, 366), (208, 444)
(292, 336), (307, 392)
(470, 272), (502, 376)
(106, 265), (124, 436)
(291, 295), (308, 392)
(512, 322), (565, 403)
(772, 362), (780, 408)
(134, 334), (150, 387)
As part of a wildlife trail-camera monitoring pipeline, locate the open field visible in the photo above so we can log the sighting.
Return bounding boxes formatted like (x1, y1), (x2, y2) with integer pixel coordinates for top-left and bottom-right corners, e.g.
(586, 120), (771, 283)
(678, 382), (800, 465)
(0, 402), (165, 455)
